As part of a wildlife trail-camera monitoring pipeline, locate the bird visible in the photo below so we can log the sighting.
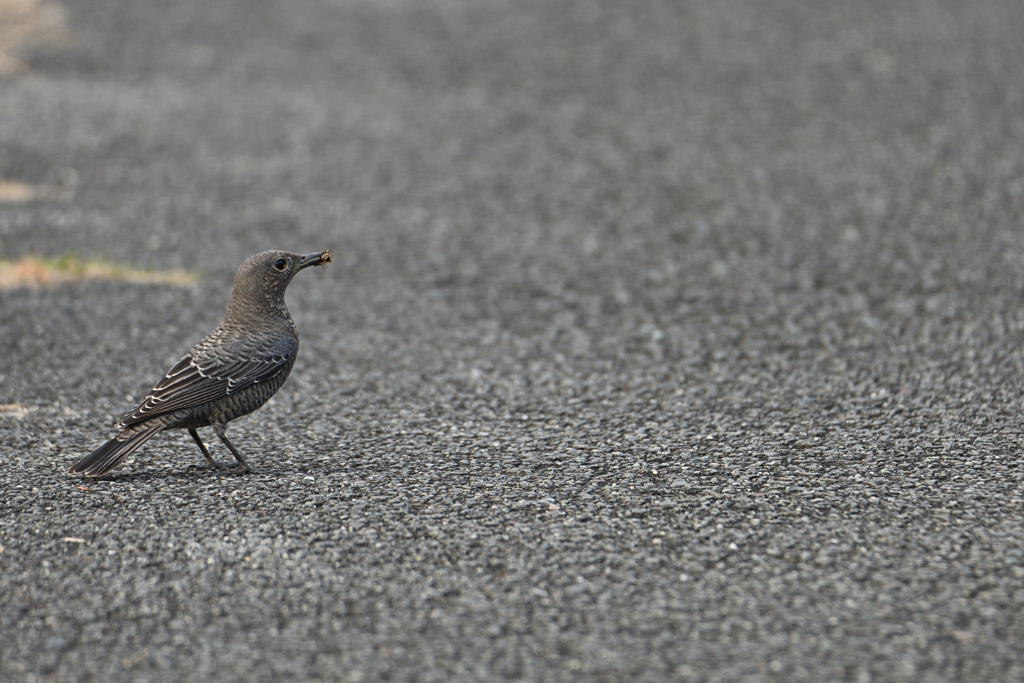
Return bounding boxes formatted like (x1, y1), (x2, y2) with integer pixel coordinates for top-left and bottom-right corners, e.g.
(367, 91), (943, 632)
(69, 249), (332, 477)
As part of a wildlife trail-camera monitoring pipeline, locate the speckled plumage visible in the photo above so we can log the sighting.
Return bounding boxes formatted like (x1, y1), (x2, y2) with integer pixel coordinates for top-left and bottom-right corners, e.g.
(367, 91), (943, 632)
(69, 249), (331, 477)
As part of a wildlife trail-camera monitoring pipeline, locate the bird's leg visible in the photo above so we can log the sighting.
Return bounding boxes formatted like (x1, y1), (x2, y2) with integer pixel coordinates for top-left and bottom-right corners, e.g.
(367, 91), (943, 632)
(188, 428), (222, 469)
(214, 423), (252, 472)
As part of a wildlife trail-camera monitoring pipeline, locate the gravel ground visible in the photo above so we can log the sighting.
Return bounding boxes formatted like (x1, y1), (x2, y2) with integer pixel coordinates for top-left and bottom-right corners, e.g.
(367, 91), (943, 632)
(3, 0), (1024, 681)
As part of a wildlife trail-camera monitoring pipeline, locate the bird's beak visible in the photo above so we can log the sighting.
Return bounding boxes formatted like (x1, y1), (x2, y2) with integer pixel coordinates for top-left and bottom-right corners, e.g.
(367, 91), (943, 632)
(297, 250), (333, 270)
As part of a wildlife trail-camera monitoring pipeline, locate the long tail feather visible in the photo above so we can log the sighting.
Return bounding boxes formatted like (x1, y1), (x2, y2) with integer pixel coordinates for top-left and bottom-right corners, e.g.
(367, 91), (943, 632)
(69, 422), (166, 476)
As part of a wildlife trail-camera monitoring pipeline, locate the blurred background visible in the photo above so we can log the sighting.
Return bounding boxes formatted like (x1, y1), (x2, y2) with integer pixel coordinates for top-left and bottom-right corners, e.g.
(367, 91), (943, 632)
(3, 0), (1024, 680)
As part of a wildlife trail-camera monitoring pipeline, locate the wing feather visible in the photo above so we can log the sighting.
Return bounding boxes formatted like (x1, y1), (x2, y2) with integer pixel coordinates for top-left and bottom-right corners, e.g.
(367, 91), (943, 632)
(119, 336), (296, 426)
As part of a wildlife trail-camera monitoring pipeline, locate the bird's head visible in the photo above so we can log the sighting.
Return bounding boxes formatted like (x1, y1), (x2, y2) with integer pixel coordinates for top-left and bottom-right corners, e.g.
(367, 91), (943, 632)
(227, 250), (332, 317)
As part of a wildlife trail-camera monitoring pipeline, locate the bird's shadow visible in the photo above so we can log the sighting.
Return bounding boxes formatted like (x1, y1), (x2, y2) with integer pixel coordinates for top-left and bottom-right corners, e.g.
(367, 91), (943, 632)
(73, 463), (299, 484)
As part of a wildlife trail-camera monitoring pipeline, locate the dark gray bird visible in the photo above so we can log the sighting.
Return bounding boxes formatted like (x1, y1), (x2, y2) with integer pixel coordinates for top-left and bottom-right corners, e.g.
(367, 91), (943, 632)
(69, 249), (332, 477)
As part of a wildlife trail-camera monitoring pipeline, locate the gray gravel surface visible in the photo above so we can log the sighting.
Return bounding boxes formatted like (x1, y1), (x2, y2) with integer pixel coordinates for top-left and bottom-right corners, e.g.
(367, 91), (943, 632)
(3, 0), (1024, 681)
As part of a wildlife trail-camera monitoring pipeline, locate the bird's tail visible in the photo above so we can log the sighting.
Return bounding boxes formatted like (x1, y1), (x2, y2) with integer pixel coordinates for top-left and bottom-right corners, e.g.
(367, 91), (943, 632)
(69, 422), (167, 477)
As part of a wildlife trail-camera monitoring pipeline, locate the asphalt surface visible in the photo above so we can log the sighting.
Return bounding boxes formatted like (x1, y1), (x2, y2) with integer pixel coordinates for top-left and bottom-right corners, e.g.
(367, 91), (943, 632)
(2, 0), (1024, 681)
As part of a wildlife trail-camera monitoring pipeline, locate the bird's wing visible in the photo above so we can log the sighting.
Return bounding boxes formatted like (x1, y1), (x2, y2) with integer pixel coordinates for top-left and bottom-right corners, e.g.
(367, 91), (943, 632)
(119, 336), (297, 426)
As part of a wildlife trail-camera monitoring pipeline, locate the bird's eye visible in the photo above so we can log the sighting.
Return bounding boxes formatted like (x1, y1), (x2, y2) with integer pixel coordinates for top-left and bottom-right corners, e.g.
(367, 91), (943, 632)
(273, 258), (287, 271)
